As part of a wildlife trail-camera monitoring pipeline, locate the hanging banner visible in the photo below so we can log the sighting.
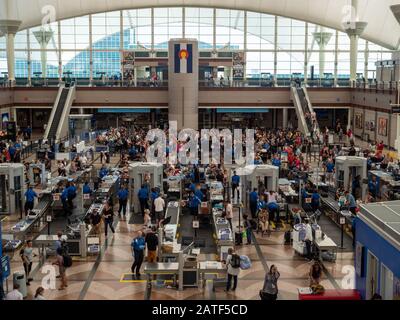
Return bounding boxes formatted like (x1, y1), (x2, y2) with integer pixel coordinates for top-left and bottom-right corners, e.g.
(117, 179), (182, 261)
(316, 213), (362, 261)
(122, 51), (135, 80)
(232, 52), (245, 80)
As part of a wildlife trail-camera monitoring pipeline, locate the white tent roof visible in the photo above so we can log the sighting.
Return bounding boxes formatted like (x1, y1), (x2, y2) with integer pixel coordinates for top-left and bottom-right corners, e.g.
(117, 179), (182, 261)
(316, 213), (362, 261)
(1, 0), (400, 49)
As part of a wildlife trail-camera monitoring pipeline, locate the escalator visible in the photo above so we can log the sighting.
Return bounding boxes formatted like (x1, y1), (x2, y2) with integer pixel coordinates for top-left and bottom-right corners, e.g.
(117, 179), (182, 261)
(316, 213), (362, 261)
(291, 85), (320, 140)
(44, 83), (76, 142)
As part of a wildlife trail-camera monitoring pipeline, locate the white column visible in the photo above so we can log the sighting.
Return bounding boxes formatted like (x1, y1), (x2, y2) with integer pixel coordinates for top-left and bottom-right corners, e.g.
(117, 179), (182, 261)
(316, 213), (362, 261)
(273, 16), (278, 86)
(6, 33), (16, 82)
(304, 23), (309, 85)
(345, 22), (367, 86)
(33, 29), (54, 79)
(364, 41), (369, 85)
(0, 20), (21, 85)
(334, 31), (339, 87)
(313, 29), (332, 79)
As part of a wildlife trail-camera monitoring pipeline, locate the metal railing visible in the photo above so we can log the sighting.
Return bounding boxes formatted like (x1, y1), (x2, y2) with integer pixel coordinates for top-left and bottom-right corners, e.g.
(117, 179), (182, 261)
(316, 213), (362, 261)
(1, 77), (399, 91)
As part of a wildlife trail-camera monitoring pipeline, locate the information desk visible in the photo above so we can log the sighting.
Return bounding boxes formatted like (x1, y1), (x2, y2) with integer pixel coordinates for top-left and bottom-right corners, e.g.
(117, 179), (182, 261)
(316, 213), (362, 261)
(298, 289), (361, 300)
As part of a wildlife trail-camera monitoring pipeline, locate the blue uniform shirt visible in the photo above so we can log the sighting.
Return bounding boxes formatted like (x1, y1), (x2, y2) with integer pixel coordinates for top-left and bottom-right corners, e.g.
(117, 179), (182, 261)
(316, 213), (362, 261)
(249, 191), (258, 203)
(118, 189), (129, 201)
(151, 191), (159, 201)
(189, 195), (201, 208)
(99, 168), (108, 179)
(195, 189), (204, 201)
(311, 192), (320, 204)
(272, 158), (281, 168)
(258, 200), (267, 210)
(67, 185), (77, 197)
(83, 184), (92, 194)
(326, 162), (335, 173)
(138, 188), (149, 200)
(232, 175), (240, 185)
(61, 189), (68, 201)
(25, 189), (37, 203)
(267, 201), (279, 211)
(132, 237), (145, 252)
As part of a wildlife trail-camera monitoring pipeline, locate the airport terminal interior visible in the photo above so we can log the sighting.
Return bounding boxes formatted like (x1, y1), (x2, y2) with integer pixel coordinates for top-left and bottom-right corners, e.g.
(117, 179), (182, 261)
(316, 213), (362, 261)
(1, 0), (400, 301)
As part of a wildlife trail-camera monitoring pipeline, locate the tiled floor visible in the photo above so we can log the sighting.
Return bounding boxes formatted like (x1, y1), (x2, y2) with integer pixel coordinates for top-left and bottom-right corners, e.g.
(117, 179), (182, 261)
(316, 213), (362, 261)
(2, 137), (365, 301)
(3, 206), (355, 300)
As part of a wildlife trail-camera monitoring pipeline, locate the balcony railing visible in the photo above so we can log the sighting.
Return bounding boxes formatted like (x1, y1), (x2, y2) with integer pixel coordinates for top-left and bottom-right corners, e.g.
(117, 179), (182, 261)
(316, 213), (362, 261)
(0, 77), (398, 91)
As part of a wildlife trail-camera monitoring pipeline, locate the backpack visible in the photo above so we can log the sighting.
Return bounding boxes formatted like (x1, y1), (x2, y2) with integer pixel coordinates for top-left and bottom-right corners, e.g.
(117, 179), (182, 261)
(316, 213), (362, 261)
(62, 254), (73, 268)
(230, 254), (241, 269)
(239, 255), (252, 270)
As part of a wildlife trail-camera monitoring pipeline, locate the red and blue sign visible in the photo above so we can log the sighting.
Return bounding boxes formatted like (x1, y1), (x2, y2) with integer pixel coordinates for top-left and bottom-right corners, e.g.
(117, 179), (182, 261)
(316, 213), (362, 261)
(174, 43), (193, 74)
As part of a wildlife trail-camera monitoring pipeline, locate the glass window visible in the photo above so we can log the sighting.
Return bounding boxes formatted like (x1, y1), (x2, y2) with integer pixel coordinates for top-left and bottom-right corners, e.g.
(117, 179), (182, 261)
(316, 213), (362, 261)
(92, 11), (121, 50)
(61, 16), (89, 50)
(185, 7), (214, 49)
(216, 9), (244, 50)
(123, 9), (152, 49)
(154, 8), (183, 49)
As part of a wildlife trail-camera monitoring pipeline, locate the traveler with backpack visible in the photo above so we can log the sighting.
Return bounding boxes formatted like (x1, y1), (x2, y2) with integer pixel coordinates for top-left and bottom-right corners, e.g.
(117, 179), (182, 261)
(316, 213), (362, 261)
(52, 247), (69, 290)
(260, 265), (280, 301)
(225, 248), (240, 292)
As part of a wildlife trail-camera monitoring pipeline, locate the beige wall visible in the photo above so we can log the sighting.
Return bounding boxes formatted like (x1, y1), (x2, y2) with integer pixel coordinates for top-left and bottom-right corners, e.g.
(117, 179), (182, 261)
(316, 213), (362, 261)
(0, 88), (13, 106)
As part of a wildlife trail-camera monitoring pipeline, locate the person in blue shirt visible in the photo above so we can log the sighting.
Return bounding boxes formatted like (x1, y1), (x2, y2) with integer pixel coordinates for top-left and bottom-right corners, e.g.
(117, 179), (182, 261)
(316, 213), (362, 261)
(195, 185), (204, 202)
(249, 188), (259, 218)
(137, 185), (149, 216)
(311, 190), (320, 212)
(99, 165), (109, 179)
(67, 182), (77, 209)
(258, 195), (267, 211)
(272, 155), (281, 168)
(345, 191), (358, 214)
(188, 192), (201, 216)
(189, 182), (196, 193)
(8, 145), (16, 162)
(368, 176), (378, 199)
(61, 187), (70, 217)
(267, 201), (279, 226)
(325, 159), (335, 186)
(128, 146), (137, 161)
(83, 181), (92, 195)
(118, 185), (129, 219)
(24, 185), (38, 215)
(131, 231), (145, 279)
(231, 171), (240, 200)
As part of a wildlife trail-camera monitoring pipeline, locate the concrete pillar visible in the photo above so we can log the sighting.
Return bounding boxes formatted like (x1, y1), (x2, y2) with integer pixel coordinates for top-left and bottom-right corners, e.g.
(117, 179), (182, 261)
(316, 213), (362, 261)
(313, 30), (332, 80)
(282, 108), (288, 128)
(33, 29), (54, 79)
(168, 39), (199, 130)
(0, 20), (21, 85)
(345, 22), (367, 85)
